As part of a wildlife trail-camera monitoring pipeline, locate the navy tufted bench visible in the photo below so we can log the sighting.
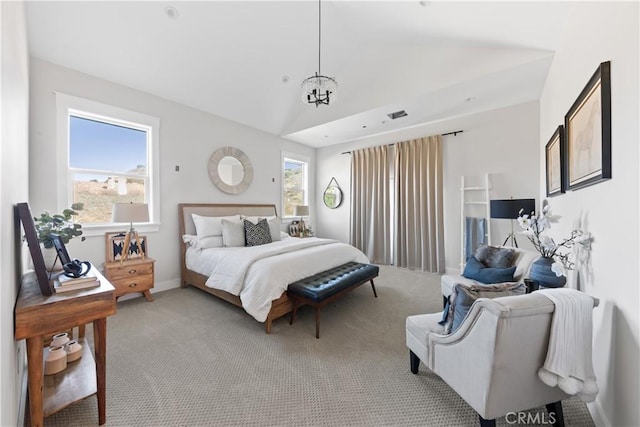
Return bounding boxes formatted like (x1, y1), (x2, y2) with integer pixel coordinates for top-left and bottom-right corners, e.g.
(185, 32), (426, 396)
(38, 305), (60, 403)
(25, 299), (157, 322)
(287, 262), (379, 338)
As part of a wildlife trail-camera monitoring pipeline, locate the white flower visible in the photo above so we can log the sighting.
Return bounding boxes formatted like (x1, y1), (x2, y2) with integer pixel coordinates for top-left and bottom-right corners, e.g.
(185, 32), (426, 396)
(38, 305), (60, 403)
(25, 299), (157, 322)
(551, 261), (566, 277)
(537, 216), (550, 232)
(540, 236), (557, 251)
(517, 215), (531, 229)
(545, 214), (562, 224)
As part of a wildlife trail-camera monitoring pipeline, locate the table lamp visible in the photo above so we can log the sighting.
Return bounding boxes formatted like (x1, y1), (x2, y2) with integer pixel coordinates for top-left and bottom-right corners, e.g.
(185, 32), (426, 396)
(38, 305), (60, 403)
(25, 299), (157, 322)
(294, 205), (309, 237)
(112, 202), (149, 262)
(490, 198), (535, 247)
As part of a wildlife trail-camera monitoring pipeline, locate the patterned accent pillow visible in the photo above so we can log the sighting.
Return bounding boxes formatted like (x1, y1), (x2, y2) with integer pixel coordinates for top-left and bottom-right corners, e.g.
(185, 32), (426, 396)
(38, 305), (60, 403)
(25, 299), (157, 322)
(474, 245), (515, 268)
(244, 219), (272, 246)
(442, 282), (524, 334)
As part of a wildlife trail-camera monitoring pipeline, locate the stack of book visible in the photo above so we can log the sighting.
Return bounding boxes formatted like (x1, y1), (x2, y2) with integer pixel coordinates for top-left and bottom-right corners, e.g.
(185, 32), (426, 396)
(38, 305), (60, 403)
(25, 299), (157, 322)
(53, 271), (100, 294)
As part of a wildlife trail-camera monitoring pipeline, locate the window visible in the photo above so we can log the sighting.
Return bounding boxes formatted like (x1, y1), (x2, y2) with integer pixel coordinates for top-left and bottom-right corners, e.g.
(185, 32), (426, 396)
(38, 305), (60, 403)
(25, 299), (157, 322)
(282, 155), (309, 218)
(56, 93), (160, 235)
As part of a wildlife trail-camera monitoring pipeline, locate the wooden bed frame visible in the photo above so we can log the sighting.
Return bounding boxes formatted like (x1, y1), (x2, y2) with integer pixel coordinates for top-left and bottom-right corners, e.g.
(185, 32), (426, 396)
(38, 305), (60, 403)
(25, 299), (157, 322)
(178, 203), (294, 334)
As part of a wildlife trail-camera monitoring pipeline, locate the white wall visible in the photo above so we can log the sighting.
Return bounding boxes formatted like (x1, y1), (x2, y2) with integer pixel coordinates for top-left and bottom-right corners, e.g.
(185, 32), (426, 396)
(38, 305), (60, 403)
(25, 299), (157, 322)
(29, 58), (315, 292)
(538, 3), (639, 426)
(0, 2), (30, 426)
(315, 101), (540, 272)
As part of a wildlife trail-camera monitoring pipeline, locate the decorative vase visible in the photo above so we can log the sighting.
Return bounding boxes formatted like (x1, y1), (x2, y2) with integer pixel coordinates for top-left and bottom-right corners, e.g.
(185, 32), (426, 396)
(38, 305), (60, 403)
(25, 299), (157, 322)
(65, 340), (83, 363)
(529, 257), (566, 288)
(44, 346), (67, 375)
(51, 332), (70, 348)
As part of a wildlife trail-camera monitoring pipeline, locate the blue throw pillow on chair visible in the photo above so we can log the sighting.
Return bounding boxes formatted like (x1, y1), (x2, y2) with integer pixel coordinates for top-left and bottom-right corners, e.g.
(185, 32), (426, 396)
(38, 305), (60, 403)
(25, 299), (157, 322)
(444, 282), (525, 334)
(462, 256), (516, 284)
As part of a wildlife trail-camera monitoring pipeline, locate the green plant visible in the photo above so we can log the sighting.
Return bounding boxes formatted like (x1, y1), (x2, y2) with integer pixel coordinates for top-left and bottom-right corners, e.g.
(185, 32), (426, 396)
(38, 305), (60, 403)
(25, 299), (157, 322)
(34, 203), (86, 248)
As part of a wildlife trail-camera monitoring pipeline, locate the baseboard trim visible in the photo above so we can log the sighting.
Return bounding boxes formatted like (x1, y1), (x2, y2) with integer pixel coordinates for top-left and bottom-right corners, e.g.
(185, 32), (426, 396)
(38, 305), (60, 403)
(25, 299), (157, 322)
(587, 397), (610, 427)
(152, 278), (181, 293)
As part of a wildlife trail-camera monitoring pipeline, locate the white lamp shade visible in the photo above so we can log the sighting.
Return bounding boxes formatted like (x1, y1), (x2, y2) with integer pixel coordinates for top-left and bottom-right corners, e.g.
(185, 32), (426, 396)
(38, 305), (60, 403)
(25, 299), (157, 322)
(294, 205), (309, 217)
(112, 203), (149, 224)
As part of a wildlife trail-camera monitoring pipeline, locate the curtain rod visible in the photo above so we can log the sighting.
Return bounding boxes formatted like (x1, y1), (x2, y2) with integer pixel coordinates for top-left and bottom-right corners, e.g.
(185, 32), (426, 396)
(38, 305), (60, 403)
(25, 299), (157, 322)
(340, 130), (463, 154)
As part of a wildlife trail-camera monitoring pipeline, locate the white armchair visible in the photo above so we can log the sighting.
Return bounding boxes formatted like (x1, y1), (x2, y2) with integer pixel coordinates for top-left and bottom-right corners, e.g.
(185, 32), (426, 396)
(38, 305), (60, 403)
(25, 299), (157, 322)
(406, 292), (597, 427)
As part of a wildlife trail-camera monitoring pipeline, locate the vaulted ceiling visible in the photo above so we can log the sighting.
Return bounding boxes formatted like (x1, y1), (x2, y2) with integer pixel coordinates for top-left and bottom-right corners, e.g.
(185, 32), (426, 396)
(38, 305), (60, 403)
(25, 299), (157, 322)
(26, 1), (575, 147)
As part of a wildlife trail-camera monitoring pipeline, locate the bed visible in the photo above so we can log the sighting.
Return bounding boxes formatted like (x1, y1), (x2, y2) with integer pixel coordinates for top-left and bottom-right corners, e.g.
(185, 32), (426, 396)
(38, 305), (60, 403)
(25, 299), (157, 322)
(178, 203), (370, 333)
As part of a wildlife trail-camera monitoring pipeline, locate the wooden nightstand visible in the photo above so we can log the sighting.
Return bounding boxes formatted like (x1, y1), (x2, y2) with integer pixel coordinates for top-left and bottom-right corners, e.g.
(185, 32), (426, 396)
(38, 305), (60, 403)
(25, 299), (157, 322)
(103, 257), (155, 301)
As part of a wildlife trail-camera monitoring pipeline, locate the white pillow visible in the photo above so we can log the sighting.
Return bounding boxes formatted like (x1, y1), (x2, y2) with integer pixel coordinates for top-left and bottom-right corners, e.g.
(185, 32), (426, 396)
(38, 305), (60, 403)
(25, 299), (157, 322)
(241, 216), (281, 242)
(192, 214), (240, 248)
(241, 215), (276, 223)
(182, 234), (200, 248)
(220, 219), (245, 247)
(268, 217), (282, 242)
(198, 236), (224, 249)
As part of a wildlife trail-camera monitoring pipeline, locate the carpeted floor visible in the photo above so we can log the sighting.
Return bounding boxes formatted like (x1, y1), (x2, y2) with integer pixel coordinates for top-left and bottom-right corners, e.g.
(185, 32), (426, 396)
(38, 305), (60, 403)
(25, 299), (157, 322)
(45, 265), (594, 426)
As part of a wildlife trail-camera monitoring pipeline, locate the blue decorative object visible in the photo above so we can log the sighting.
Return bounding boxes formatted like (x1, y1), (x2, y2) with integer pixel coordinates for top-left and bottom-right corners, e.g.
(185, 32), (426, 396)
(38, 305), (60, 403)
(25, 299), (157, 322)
(462, 256), (516, 284)
(529, 257), (566, 288)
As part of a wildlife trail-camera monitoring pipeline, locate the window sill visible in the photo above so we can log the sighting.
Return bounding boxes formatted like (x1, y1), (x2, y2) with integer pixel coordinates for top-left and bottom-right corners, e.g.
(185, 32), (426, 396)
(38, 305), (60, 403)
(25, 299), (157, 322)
(81, 223), (160, 238)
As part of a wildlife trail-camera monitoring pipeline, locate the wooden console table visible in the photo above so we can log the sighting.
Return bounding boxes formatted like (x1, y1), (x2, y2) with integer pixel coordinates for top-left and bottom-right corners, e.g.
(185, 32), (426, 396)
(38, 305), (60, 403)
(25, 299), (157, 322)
(14, 268), (116, 427)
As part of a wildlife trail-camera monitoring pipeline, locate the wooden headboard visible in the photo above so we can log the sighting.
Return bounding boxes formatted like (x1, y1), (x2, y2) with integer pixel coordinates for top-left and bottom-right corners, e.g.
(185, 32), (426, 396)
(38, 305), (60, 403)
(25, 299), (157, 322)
(178, 203), (278, 238)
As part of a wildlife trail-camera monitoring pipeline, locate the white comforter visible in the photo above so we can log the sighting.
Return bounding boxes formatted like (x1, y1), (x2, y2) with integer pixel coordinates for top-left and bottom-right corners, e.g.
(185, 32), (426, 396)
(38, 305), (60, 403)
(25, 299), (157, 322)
(185, 238), (370, 322)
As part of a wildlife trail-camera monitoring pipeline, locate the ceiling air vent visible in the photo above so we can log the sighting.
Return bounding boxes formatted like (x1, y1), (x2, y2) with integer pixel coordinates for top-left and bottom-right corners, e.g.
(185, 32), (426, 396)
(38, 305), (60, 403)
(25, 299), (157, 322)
(387, 110), (408, 120)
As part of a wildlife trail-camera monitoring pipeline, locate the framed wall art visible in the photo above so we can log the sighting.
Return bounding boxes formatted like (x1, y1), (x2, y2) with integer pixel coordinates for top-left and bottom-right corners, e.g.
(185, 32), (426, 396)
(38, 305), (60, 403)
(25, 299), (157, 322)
(16, 202), (54, 296)
(105, 232), (147, 262)
(545, 125), (566, 197)
(564, 61), (611, 190)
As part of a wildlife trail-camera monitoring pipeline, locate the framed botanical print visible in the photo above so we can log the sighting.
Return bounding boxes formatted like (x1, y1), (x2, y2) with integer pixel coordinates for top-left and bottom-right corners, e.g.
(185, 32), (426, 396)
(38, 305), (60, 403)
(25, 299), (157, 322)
(564, 61), (611, 190)
(545, 125), (566, 197)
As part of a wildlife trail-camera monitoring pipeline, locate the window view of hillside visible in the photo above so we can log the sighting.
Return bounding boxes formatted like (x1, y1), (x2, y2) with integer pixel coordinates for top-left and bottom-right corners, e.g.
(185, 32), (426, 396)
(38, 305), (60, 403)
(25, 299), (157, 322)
(283, 159), (306, 217)
(70, 116), (148, 224)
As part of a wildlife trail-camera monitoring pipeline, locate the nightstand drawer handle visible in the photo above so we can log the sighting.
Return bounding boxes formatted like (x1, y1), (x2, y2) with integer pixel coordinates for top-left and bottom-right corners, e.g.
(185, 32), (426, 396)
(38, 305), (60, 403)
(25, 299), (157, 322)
(129, 283), (138, 288)
(128, 269), (137, 274)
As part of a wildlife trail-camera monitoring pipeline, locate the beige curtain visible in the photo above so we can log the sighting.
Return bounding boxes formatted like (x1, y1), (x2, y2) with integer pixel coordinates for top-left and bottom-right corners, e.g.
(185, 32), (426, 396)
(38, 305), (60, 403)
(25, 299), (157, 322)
(350, 145), (391, 264)
(394, 136), (445, 273)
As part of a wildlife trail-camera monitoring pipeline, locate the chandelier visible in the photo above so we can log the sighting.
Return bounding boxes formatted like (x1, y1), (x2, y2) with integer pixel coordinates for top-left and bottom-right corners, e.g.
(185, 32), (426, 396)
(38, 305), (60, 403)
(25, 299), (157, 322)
(301, 0), (337, 107)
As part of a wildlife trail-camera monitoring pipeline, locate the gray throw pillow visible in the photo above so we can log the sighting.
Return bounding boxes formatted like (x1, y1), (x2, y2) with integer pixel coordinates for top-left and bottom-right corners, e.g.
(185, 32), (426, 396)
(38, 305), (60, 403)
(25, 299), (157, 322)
(443, 282), (524, 334)
(475, 245), (516, 268)
(244, 219), (272, 246)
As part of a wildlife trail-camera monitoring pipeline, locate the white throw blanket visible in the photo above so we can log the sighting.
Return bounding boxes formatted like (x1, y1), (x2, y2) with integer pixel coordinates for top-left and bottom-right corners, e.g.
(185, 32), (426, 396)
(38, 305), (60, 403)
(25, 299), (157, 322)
(537, 288), (599, 402)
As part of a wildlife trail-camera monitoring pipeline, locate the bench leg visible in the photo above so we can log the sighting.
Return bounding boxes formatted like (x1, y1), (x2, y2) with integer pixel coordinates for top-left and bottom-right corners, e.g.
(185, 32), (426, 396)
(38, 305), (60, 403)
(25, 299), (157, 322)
(370, 279), (378, 298)
(289, 300), (300, 325)
(315, 306), (321, 339)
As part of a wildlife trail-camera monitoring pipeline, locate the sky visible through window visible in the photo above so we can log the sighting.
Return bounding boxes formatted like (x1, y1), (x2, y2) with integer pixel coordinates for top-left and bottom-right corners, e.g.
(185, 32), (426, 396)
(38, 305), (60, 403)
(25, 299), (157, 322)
(70, 115), (147, 174)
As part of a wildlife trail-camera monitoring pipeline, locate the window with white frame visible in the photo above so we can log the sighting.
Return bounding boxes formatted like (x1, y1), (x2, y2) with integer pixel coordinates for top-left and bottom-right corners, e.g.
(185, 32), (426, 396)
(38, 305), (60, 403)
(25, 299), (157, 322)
(56, 93), (160, 234)
(282, 155), (309, 218)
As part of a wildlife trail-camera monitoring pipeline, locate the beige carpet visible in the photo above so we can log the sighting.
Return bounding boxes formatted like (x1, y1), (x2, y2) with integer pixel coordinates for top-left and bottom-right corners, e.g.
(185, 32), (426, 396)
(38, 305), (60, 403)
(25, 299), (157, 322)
(45, 266), (594, 426)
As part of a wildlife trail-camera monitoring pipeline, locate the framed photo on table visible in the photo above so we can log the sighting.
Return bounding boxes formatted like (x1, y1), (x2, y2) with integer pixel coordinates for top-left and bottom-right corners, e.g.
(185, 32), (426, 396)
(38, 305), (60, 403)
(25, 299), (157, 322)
(545, 125), (566, 197)
(16, 202), (53, 296)
(564, 61), (611, 191)
(105, 232), (147, 262)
